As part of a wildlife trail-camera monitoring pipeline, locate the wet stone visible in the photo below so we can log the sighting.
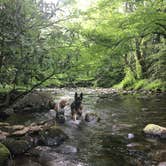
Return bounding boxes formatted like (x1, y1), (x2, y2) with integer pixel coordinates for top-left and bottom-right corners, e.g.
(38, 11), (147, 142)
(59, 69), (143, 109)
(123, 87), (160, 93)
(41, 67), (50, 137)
(127, 143), (141, 148)
(0, 122), (10, 126)
(28, 146), (52, 157)
(38, 126), (68, 146)
(11, 127), (29, 136)
(158, 162), (166, 166)
(128, 133), (135, 139)
(143, 124), (166, 138)
(85, 113), (100, 123)
(2, 138), (32, 155)
(0, 130), (9, 140)
(141, 108), (149, 111)
(56, 145), (78, 154)
(8, 156), (42, 166)
(152, 150), (166, 162)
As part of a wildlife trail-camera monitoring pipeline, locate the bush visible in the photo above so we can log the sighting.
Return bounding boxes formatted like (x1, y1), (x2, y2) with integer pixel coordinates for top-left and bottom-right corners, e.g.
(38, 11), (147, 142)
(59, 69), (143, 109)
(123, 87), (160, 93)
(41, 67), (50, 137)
(132, 79), (149, 90)
(113, 67), (135, 89)
(144, 79), (166, 91)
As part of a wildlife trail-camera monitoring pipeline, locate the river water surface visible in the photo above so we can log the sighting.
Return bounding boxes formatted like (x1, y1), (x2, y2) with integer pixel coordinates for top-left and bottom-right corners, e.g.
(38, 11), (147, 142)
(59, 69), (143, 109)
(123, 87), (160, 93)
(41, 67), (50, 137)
(7, 89), (166, 166)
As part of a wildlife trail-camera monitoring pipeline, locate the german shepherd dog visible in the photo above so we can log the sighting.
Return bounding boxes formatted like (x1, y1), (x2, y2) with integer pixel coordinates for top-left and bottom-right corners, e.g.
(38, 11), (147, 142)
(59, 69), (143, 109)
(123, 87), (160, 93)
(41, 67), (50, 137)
(71, 92), (83, 121)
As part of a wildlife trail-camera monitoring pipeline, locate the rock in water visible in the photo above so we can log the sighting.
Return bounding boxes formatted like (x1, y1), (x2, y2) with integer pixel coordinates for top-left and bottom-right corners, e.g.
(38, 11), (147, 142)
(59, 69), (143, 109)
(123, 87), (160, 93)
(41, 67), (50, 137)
(0, 143), (10, 165)
(158, 162), (166, 166)
(2, 138), (31, 155)
(128, 133), (135, 139)
(56, 145), (78, 154)
(39, 126), (68, 146)
(143, 124), (166, 138)
(45, 109), (57, 119)
(85, 113), (100, 123)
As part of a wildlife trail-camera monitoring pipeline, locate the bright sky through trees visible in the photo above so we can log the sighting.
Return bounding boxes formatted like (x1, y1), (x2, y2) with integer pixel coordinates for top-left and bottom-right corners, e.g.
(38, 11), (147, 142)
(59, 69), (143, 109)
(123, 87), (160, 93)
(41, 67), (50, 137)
(43, 0), (95, 11)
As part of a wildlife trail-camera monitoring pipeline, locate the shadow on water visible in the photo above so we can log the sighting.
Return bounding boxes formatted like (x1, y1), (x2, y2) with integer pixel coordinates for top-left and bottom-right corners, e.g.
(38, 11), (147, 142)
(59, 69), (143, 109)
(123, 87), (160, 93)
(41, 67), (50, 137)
(8, 90), (166, 166)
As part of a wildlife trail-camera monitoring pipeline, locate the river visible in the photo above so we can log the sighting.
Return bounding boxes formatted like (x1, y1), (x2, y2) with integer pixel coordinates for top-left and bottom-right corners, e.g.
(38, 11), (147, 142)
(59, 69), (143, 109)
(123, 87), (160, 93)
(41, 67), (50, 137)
(7, 88), (166, 166)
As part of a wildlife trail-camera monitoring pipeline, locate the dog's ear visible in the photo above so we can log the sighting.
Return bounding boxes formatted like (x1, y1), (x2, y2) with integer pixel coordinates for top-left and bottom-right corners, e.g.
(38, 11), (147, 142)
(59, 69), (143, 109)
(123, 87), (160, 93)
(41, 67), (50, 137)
(80, 93), (83, 100)
(74, 92), (78, 100)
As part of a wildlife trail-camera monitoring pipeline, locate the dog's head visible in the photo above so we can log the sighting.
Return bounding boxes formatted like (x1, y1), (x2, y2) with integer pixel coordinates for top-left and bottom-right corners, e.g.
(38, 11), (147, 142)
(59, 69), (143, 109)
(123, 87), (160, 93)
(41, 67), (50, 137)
(74, 92), (83, 107)
(54, 99), (69, 111)
(59, 99), (68, 109)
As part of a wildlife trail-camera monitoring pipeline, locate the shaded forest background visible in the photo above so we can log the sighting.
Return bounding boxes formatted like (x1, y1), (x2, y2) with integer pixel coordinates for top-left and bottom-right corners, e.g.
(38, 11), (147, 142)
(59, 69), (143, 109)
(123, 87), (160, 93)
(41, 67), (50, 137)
(0, 0), (166, 92)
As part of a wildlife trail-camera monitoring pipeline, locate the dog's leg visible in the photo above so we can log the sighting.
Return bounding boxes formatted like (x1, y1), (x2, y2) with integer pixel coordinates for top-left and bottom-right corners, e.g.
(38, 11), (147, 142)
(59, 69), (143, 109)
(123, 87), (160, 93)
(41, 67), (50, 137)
(73, 114), (77, 121)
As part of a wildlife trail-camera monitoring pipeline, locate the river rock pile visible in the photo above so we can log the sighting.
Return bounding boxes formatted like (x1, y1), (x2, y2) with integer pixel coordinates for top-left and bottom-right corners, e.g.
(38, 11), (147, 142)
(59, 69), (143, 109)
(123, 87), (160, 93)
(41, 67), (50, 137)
(0, 120), (68, 165)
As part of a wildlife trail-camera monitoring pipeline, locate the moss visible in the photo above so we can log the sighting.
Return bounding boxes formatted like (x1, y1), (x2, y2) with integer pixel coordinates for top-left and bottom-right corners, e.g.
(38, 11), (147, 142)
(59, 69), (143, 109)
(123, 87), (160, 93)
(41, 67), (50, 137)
(132, 79), (149, 90)
(114, 78), (165, 91)
(3, 139), (31, 155)
(135, 58), (142, 79)
(144, 79), (166, 91)
(143, 124), (166, 137)
(0, 143), (10, 165)
(113, 67), (136, 89)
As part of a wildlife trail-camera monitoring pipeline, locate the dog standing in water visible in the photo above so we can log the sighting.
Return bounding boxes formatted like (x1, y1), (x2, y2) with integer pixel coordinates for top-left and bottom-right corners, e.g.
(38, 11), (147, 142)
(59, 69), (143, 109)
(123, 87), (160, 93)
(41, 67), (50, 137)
(71, 92), (83, 121)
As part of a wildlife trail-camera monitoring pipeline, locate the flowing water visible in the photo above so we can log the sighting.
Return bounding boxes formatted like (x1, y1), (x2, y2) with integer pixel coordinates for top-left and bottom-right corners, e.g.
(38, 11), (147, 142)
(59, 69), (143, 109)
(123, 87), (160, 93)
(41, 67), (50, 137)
(7, 89), (166, 166)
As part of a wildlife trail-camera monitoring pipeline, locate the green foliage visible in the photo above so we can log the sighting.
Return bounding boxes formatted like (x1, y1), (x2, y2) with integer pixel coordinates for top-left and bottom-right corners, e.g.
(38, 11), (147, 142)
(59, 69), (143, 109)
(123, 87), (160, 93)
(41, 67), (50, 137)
(114, 67), (136, 89)
(95, 56), (125, 87)
(0, 0), (165, 91)
(0, 143), (10, 165)
(144, 79), (166, 91)
(132, 79), (149, 90)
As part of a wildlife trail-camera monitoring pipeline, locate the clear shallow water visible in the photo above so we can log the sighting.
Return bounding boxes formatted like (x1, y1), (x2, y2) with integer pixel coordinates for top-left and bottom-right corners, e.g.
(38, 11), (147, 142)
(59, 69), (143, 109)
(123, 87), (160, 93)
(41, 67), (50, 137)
(8, 90), (166, 166)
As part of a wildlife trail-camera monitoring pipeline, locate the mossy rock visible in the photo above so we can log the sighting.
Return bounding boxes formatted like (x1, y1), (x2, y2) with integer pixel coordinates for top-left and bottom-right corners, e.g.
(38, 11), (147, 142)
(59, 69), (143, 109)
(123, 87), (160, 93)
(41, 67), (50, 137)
(3, 138), (31, 155)
(39, 126), (68, 146)
(0, 143), (10, 165)
(143, 124), (166, 138)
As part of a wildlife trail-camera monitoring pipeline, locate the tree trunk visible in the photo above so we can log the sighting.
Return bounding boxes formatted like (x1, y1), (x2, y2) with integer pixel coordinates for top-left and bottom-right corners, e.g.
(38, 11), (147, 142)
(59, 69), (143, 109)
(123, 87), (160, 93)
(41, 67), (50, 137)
(135, 38), (147, 78)
(0, 36), (5, 72)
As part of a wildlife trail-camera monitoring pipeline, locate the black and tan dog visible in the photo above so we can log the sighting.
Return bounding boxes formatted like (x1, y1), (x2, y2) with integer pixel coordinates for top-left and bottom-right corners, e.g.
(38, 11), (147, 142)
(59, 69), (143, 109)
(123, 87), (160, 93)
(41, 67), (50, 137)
(71, 92), (83, 121)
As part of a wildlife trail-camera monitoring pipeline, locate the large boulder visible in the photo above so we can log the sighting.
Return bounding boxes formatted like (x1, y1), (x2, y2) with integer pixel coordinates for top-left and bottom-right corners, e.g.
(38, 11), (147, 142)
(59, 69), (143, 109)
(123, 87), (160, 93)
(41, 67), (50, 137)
(0, 143), (10, 165)
(143, 124), (166, 138)
(13, 91), (54, 113)
(2, 138), (32, 155)
(38, 126), (68, 146)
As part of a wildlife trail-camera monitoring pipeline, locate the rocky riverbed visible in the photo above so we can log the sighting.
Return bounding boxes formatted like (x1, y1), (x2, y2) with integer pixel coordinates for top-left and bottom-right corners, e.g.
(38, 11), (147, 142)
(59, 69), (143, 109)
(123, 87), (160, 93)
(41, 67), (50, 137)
(0, 88), (166, 166)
